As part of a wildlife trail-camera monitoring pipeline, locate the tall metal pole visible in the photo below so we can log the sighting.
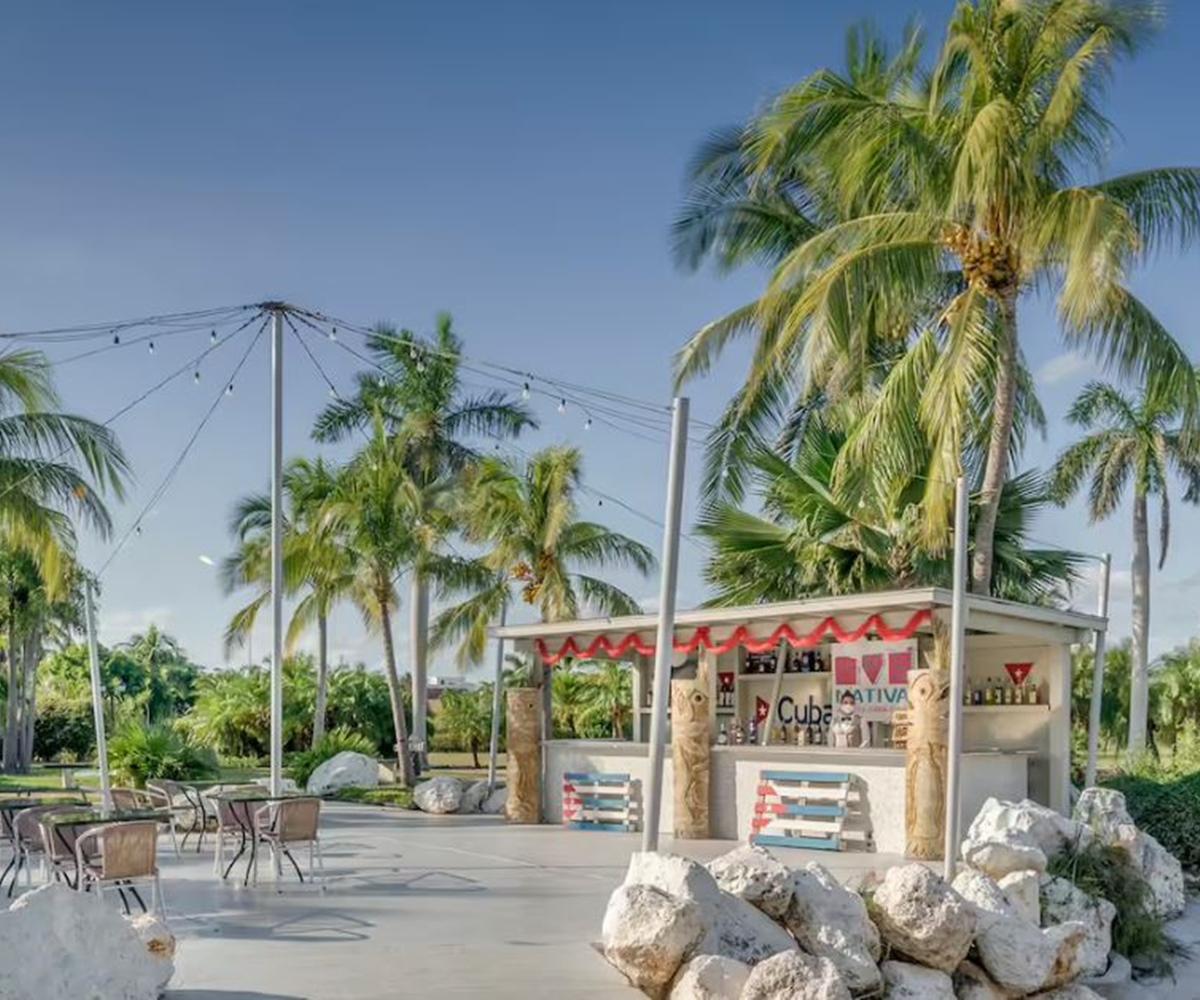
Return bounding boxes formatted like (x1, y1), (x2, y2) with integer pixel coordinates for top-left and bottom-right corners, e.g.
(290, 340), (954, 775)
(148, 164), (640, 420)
(269, 309), (285, 797)
(83, 578), (112, 814)
(1085, 553), (1112, 788)
(943, 476), (969, 879)
(642, 396), (689, 852)
(487, 600), (507, 793)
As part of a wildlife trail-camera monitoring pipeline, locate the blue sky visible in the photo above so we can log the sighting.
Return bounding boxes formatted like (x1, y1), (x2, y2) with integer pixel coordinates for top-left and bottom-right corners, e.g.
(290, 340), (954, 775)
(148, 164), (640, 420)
(0, 1), (1197, 675)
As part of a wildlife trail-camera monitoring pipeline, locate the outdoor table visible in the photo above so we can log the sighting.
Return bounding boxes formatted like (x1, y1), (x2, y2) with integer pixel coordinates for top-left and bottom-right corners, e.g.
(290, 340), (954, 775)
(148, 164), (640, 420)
(209, 789), (305, 887)
(0, 785), (85, 798)
(43, 808), (170, 893)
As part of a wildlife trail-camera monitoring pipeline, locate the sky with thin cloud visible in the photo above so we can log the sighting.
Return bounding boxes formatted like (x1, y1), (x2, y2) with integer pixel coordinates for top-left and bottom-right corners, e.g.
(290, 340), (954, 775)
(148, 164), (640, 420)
(0, 1), (1197, 677)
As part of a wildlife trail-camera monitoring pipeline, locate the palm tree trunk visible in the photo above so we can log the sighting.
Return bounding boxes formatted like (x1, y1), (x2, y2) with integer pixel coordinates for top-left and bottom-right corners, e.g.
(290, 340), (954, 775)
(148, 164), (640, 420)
(18, 628), (39, 773)
(3, 595), (18, 774)
(970, 293), (1019, 595)
(409, 572), (429, 768)
(1129, 492), (1152, 753)
(312, 613), (329, 748)
(378, 591), (415, 787)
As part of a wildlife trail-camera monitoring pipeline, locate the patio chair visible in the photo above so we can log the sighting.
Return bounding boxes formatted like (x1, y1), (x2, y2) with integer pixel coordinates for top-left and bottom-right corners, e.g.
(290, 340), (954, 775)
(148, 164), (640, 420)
(74, 821), (164, 916)
(210, 793), (256, 879)
(9, 805), (79, 896)
(109, 787), (153, 811)
(254, 798), (325, 887)
(146, 780), (210, 856)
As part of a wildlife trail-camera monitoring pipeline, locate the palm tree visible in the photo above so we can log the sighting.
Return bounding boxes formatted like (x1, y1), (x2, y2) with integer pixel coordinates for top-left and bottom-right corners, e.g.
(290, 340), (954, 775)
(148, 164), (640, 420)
(577, 662), (634, 739)
(117, 625), (197, 723)
(1051, 380), (1200, 752)
(431, 448), (656, 666)
(222, 457), (350, 747)
(312, 313), (534, 761)
(1152, 641), (1200, 757)
(675, 3), (1200, 592)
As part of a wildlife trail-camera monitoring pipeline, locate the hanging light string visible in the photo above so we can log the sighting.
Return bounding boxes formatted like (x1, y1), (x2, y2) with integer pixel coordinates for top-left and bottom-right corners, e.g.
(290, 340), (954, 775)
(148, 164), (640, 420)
(96, 316), (269, 578)
(0, 309), (265, 514)
(0, 304), (256, 345)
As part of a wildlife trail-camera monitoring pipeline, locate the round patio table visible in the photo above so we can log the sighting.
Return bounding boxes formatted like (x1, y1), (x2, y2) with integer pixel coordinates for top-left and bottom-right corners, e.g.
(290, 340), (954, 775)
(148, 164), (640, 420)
(208, 789), (306, 887)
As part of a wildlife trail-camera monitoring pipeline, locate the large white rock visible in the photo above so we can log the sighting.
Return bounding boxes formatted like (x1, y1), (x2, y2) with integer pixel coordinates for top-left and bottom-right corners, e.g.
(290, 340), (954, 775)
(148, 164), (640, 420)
(413, 776), (465, 814)
(667, 954), (750, 999)
(602, 883), (704, 997)
(624, 853), (797, 967)
(880, 960), (955, 1000)
(1040, 874), (1116, 978)
(459, 780), (489, 814)
(253, 776), (299, 794)
(997, 869), (1041, 925)
(951, 960), (1010, 1000)
(952, 868), (1087, 995)
(962, 798), (1087, 879)
(0, 883), (173, 999)
(786, 861), (882, 995)
(739, 951), (850, 1000)
(1031, 987), (1104, 1000)
(871, 864), (976, 973)
(1073, 787), (1185, 919)
(704, 845), (793, 919)
(306, 751), (381, 795)
(482, 784), (508, 815)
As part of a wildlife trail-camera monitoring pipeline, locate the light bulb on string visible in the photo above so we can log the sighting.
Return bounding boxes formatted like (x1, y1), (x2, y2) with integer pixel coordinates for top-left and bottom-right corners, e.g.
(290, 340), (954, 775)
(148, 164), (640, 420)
(135, 525), (143, 537)
(416, 360), (426, 373)
(410, 345), (418, 360)
(148, 341), (155, 354)
(584, 418), (592, 431)
(329, 327), (337, 342)
(328, 386), (337, 399)
(113, 333), (121, 345)
(521, 382), (530, 400)
(226, 383), (234, 395)
(210, 330), (217, 344)
(193, 371), (200, 384)
(557, 398), (567, 414)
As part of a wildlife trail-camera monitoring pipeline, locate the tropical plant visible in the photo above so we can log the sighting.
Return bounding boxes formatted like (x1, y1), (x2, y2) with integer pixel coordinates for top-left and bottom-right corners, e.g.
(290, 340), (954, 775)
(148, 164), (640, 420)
(431, 688), (492, 768)
(312, 313), (535, 763)
(575, 662), (633, 739)
(1051, 379), (1200, 751)
(432, 448), (656, 666)
(107, 719), (217, 788)
(674, 2), (1200, 596)
(1071, 639), (1134, 755)
(116, 625), (200, 724)
(287, 726), (376, 788)
(1152, 642), (1200, 756)
(223, 457), (350, 746)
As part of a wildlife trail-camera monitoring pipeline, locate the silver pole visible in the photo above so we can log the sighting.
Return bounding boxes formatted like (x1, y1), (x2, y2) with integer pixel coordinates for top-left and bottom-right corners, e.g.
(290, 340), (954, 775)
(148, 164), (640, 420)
(1085, 553), (1112, 788)
(269, 309), (284, 797)
(642, 396), (689, 852)
(943, 476), (969, 879)
(487, 600), (507, 793)
(83, 578), (112, 814)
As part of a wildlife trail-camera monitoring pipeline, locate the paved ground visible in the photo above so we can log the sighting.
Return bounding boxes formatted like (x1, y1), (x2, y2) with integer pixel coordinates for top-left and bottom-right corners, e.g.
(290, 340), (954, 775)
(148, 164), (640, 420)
(160, 804), (903, 999)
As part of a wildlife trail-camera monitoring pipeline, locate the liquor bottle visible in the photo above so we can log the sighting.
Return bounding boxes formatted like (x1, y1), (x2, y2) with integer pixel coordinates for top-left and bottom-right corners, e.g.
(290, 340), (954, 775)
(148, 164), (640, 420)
(814, 649), (825, 673)
(717, 722), (729, 746)
(805, 723), (814, 745)
(963, 682), (972, 706)
(1004, 683), (1013, 706)
(993, 679), (1003, 705)
(747, 716), (759, 744)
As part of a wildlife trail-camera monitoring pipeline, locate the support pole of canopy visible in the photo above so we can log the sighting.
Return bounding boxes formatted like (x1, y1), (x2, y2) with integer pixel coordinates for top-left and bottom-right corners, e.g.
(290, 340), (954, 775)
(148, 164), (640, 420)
(942, 475), (969, 879)
(642, 396), (689, 853)
(83, 578), (111, 814)
(487, 600), (507, 793)
(1085, 553), (1112, 788)
(269, 308), (285, 797)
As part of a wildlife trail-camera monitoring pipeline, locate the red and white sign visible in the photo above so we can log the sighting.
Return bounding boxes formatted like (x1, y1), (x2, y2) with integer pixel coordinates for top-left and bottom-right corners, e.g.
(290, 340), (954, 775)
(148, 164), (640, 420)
(1005, 662), (1033, 687)
(832, 640), (916, 721)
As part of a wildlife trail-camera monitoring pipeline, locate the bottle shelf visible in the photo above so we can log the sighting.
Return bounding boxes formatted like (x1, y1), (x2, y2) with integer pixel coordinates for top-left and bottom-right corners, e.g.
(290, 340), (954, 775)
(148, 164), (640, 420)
(738, 671), (831, 681)
(963, 704), (1049, 713)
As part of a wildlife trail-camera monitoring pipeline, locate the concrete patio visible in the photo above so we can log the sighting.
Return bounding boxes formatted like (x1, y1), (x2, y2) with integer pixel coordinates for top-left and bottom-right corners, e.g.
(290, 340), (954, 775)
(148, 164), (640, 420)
(159, 803), (904, 999)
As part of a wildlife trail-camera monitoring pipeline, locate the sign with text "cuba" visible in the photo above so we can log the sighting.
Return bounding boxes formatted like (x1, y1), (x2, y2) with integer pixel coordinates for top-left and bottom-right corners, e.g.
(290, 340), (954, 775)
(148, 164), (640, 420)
(832, 640), (916, 721)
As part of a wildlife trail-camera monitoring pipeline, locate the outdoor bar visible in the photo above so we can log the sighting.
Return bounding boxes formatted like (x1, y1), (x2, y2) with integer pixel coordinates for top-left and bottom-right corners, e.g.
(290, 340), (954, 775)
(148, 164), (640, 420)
(493, 588), (1104, 855)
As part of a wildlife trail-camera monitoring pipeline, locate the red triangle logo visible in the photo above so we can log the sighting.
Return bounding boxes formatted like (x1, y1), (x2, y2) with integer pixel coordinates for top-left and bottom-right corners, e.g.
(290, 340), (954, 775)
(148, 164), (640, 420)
(1005, 662), (1033, 687)
(861, 654), (884, 685)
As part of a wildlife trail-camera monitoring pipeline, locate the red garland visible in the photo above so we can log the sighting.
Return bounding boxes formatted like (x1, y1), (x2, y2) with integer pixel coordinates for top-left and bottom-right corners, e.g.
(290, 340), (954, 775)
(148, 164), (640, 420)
(533, 608), (932, 666)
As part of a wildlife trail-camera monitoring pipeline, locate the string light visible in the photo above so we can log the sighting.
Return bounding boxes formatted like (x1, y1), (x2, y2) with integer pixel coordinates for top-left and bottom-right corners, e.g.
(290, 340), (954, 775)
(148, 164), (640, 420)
(329, 326), (337, 342)
(113, 333), (120, 345)
(584, 418), (592, 430)
(521, 382), (530, 400)
(557, 398), (567, 414)
(416, 360), (426, 373)
(148, 341), (155, 354)
(328, 386), (337, 398)
(135, 525), (142, 537)
(210, 330), (217, 344)
(226, 383), (234, 395)
(193, 371), (200, 384)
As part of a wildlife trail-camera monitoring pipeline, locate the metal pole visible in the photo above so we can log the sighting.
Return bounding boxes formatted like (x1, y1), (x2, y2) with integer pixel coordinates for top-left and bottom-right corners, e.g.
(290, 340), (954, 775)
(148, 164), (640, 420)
(269, 309), (284, 797)
(487, 600), (507, 793)
(1085, 553), (1112, 788)
(83, 578), (112, 814)
(943, 476), (969, 879)
(642, 396), (689, 852)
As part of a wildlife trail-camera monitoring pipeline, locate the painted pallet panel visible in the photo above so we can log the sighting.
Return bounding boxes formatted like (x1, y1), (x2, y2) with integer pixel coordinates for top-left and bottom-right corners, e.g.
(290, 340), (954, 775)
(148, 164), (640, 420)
(749, 768), (854, 853)
(563, 771), (638, 833)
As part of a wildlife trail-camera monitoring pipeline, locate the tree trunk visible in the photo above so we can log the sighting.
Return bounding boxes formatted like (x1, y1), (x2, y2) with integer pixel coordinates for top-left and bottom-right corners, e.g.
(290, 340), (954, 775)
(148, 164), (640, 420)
(378, 591), (415, 787)
(3, 596), (18, 774)
(409, 572), (429, 768)
(471, 741), (480, 770)
(970, 293), (1019, 595)
(18, 628), (40, 772)
(312, 613), (329, 748)
(1128, 493), (1152, 753)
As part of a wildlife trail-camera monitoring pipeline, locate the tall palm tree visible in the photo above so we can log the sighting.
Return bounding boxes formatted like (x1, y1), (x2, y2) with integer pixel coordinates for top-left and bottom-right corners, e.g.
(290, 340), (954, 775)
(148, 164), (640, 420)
(432, 448), (656, 666)
(0, 349), (129, 772)
(1050, 379), (1200, 752)
(312, 313), (534, 760)
(676, 2), (1200, 592)
(222, 457), (350, 747)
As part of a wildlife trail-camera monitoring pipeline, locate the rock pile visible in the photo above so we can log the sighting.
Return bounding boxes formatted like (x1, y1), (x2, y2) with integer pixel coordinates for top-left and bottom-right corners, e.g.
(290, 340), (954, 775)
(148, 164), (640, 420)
(598, 789), (1185, 999)
(411, 776), (508, 815)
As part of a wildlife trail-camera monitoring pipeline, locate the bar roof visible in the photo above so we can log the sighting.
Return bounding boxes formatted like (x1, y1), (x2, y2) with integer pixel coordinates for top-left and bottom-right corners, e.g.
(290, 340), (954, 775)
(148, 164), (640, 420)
(491, 587), (1106, 641)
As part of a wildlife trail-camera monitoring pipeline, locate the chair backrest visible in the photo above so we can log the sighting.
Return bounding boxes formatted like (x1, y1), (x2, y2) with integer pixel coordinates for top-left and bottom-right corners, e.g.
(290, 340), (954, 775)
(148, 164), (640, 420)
(272, 798), (321, 843)
(94, 822), (158, 880)
(109, 788), (144, 811)
(16, 805), (78, 855)
(147, 779), (179, 800)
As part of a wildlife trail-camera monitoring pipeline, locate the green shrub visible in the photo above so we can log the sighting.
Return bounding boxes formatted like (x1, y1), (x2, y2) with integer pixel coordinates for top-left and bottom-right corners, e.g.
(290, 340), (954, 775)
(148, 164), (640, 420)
(107, 720), (218, 788)
(33, 701), (95, 761)
(1105, 770), (1200, 875)
(287, 727), (376, 788)
(1046, 838), (1170, 972)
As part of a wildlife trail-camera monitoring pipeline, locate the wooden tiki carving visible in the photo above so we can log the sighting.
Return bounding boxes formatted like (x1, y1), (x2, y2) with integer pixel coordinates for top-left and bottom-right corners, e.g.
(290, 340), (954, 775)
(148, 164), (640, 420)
(905, 661), (950, 859)
(506, 687), (542, 824)
(672, 681), (710, 839)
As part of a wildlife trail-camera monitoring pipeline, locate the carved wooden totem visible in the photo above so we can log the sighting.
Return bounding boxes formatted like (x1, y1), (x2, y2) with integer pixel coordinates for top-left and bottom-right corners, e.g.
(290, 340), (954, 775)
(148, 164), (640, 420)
(671, 680), (710, 839)
(506, 687), (542, 823)
(906, 616), (950, 858)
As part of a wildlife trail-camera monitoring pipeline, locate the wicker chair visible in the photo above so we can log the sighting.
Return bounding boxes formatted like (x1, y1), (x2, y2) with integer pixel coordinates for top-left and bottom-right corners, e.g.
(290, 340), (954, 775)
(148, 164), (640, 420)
(74, 821), (164, 915)
(254, 798), (324, 886)
(145, 780), (209, 856)
(9, 805), (79, 896)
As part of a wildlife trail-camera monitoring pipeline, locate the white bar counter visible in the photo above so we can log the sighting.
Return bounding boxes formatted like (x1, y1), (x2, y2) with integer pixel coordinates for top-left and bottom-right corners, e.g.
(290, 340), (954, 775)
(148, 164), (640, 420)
(544, 739), (1030, 853)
